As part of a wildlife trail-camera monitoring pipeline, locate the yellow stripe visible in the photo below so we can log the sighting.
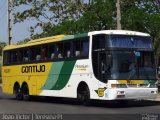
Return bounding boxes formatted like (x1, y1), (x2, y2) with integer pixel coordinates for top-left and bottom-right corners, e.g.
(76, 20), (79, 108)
(118, 80), (144, 84)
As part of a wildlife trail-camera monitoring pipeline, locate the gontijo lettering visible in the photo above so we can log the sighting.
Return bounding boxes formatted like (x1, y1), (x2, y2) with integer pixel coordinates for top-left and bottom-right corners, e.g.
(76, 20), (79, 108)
(22, 65), (45, 73)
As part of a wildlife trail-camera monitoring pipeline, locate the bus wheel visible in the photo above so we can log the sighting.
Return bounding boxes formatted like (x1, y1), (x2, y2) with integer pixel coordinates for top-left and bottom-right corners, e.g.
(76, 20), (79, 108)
(22, 83), (30, 100)
(77, 85), (90, 106)
(14, 84), (23, 100)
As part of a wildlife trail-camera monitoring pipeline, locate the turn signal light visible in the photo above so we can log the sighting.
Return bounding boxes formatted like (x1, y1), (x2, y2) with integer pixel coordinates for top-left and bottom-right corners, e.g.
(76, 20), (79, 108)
(111, 84), (117, 88)
(111, 84), (127, 88)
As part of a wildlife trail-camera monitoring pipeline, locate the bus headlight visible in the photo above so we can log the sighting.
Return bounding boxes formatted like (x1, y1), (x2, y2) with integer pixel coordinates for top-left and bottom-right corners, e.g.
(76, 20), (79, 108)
(117, 91), (125, 98)
(117, 91), (125, 95)
(151, 91), (157, 94)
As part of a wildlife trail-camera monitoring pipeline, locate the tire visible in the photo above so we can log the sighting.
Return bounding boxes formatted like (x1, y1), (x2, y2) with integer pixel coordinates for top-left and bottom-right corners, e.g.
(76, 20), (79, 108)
(14, 86), (24, 100)
(22, 84), (30, 100)
(77, 86), (90, 106)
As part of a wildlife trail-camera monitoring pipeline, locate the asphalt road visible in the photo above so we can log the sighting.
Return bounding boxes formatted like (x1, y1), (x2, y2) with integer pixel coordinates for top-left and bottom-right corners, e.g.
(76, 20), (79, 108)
(0, 87), (160, 120)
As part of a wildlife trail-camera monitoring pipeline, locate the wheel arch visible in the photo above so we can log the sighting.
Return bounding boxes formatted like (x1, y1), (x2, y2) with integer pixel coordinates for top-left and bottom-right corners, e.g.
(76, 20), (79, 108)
(77, 81), (90, 95)
(21, 81), (29, 95)
(13, 82), (20, 93)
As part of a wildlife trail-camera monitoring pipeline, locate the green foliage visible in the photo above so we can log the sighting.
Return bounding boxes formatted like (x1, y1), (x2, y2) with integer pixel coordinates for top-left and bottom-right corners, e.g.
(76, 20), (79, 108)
(29, 0), (116, 39)
(0, 42), (7, 56)
(0, 42), (7, 48)
(13, 0), (160, 56)
(121, 0), (160, 55)
(17, 38), (30, 45)
(11, 0), (89, 35)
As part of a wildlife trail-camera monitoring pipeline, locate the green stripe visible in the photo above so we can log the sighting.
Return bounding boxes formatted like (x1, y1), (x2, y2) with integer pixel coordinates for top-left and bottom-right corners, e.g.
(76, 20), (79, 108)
(43, 62), (64, 90)
(74, 33), (88, 39)
(51, 60), (76, 90)
(62, 35), (74, 41)
(62, 33), (88, 41)
(144, 80), (157, 84)
(43, 60), (76, 90)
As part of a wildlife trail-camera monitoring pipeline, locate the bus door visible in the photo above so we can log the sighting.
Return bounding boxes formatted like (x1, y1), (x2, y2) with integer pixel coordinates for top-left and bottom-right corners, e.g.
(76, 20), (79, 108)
(98, 51), (112, 83)
(97, 52), (110, 97)
(98, 52), (107, 83)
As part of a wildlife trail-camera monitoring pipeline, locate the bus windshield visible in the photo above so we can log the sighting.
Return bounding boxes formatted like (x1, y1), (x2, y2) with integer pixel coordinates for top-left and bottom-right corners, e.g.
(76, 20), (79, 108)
(109, 35), (152, 49)
(92, 34), (156, 82)
(111, 51), (156, 80)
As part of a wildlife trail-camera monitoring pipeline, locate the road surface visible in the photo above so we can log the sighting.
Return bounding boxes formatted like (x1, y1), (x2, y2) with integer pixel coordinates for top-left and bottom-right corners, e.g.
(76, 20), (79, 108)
(0, 88), (160, 120)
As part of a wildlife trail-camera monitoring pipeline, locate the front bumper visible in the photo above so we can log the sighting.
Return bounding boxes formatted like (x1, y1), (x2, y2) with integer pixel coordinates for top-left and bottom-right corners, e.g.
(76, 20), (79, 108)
(108, 88), (158, 100)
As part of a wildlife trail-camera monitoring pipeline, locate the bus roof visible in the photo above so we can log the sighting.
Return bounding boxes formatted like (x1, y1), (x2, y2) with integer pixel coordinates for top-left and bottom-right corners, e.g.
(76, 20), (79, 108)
(3, 33), (88, 51)
(89, 30), (150, 37)
(3, 30), (150, 51)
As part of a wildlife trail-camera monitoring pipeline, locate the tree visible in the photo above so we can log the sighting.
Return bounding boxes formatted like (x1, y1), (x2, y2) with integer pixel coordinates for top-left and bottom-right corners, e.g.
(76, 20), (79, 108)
(121, 0), (160, 55)
(11, 0), (90, 36)
(13, 0), (160, 56)
(30, 0), (116, 38)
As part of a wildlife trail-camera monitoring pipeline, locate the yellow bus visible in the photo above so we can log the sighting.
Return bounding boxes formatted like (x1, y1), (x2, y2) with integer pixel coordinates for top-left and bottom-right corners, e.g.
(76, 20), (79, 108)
(2, 30), (158, 105)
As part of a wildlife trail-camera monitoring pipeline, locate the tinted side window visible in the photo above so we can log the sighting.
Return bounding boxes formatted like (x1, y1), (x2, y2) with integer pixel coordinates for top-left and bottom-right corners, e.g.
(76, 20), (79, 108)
(17, 50), (23, 62)
(3, 51), (10, 65)
(11, 51), (18, 63)
(35, 47), (41, 61)
(81, 40), (89, 57)
(64, 42), (71, 58)
(49, 44), (56, 60)
(42, 46), (48, 61)
(23, 49), (29, 62)
(57, 43), (63, 59)
(93, 34), (106, 51)
(73, 40), (81, 57)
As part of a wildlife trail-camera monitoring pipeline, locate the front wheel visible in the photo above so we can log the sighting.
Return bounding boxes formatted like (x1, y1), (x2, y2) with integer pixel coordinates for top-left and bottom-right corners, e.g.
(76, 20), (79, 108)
(77, 86), (90, 106)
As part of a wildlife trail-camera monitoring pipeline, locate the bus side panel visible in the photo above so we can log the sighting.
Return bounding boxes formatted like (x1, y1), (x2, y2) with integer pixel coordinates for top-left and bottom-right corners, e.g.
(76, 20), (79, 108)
(2, 66), (23, 94)
(2, 63), (52, 96)
(41, 59), (98, 98)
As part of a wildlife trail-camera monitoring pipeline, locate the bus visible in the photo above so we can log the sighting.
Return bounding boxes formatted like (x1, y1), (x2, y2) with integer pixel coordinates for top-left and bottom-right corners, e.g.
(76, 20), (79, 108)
(2, 30), (158, 104)
(0, 56), (2, 82)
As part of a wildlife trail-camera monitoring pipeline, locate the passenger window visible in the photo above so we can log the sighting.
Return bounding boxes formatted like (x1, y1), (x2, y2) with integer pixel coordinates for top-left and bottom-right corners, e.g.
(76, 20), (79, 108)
(17, 50), (23, 62)
(73, 40), (81, 57)
(81, 40), (89, 57)
(11, 51), (18, 63)
(30, 48), (35, 61)
(49, 45), (55, 60)
(64, 42), (71, 58)
(23, 49), (29, 62)
(57, 43), (63, 59)
(93, 34), (106, 51)
(35, 47), (41, 61)
(42, 46), (48, 61)
(3, 51), (10, 65)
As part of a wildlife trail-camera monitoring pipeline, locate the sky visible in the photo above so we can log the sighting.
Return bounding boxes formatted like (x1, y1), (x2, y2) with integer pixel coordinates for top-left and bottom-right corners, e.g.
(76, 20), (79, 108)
(0, 0), (40, 44)
(0, 0), (91, 44)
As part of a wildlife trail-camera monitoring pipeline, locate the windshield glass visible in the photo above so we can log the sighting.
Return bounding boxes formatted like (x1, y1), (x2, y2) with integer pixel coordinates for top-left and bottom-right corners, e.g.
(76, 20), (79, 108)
(109, 35), (152, 49)
(110, 51), (156, 80)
